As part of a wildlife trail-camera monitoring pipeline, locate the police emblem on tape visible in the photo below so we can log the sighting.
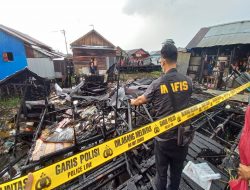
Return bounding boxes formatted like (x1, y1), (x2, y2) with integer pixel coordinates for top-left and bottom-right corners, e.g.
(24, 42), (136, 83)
(154, 125), (160, 134)
(103, 145), (113, 158)
(177, 116), (182, 122)
(35, 173), (51, 190)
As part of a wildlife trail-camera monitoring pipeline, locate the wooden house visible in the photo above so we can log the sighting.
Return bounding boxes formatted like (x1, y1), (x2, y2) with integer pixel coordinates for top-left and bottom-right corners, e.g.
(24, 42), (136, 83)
(126, 48), (150, 65)
(70, 29), (116, 75)
(186, 20), (250, 83)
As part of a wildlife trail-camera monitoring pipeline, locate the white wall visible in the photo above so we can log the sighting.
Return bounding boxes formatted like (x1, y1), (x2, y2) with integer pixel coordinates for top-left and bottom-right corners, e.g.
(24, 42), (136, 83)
(27, 58), (55, 79)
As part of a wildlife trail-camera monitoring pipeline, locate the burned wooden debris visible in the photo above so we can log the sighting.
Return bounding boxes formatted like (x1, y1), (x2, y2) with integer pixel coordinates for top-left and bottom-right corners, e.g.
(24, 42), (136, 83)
(0, 74), (248, 190)
(0, 68), (50, 99)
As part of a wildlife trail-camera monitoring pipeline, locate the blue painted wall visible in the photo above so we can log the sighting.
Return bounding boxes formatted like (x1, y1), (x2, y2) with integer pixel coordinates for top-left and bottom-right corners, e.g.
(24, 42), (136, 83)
(0, 30), (27, 80)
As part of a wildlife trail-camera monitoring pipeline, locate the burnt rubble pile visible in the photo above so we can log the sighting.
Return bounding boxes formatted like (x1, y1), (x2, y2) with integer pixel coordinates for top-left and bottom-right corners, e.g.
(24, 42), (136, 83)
(0, 68), (50, 100)
(0, 76), (248, 190)
(0, 74), (126, 182)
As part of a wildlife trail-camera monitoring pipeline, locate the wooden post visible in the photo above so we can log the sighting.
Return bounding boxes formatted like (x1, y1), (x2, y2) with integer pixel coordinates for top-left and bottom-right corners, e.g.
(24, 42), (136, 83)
(198, 48), (207, 83)
(13, 84), (17, 96)
(20, 86), (23, 95)
(6, 85), (10, 96)
(230, 46), (236, 88)
(216, 47), (220, 63)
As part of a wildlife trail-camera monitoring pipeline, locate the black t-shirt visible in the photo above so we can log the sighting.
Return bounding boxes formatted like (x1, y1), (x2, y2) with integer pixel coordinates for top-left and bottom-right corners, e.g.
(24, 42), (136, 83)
(143, 68), (193, 120)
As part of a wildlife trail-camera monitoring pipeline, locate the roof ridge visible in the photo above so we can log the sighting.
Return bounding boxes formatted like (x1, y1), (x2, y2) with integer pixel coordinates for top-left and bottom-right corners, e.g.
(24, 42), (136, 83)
(70, 29), (115, 48)
(0, 24), (52, 50)
(208, 20), (250, 28)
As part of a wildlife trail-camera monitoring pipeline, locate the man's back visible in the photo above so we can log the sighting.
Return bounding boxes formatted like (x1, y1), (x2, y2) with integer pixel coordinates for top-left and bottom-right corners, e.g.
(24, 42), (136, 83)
(130, 42), (193, 190)
(144, 68), (192, 120)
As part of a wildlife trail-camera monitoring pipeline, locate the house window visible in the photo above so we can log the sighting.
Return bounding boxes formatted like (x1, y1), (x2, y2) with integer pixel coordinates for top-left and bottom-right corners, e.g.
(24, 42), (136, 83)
(136, 53), (142, 57)
(3, 52), (14, 62)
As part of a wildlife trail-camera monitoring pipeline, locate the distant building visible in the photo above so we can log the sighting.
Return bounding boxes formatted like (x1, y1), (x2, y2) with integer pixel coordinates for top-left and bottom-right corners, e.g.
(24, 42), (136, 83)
(70, 29), (116, 75)
(116, 46), (129, 66)
(148, 49), (191, 75)
(53, 55), (73, 86)
(186, 20), (250, 83)
(149, 51), (161, 65)
(0, 24), (63, 80)
(126, 48), (150, 65)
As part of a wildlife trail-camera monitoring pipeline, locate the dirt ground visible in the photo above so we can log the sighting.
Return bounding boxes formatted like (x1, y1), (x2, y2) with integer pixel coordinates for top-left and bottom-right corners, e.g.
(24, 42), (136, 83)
(120, 71), (162, 81)
(0, 97), (20, 125)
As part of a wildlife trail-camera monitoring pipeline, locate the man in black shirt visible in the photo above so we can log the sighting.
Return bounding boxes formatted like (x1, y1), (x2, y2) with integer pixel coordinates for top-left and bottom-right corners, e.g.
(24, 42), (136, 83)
(130, 42), (192, 190)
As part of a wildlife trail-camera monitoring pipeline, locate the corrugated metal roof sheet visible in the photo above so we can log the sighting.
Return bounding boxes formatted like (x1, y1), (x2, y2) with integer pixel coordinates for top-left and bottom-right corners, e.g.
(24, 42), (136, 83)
(0, 24), (52, 50)
(186, 27), (210, 49)
(71, 45), (115, 50)
(27, 58), (55, 79)
(0, 24), (66, 60)
(187, 20), (250, 48)
(197, 32), (250, 47)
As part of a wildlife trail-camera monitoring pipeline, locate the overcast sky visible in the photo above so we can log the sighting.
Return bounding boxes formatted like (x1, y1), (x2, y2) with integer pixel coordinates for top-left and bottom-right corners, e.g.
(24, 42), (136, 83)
(1, 0), (250, 53)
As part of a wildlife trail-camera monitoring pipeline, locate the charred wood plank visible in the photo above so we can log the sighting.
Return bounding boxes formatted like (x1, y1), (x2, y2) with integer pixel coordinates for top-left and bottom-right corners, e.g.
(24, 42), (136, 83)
(116, 174), (143, 190)
(196, 132), (224, 150)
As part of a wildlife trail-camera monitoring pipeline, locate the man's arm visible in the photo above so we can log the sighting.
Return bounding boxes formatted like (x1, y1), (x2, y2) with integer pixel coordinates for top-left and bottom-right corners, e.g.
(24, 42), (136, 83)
(25, 173), (34, 190)
(238, 164), (250, 180)
(130, 78), (158, 106)
(130, 95), (148, 106)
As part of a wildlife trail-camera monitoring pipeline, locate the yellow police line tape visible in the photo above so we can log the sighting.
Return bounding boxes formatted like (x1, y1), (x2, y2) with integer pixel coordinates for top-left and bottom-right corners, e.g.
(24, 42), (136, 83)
(1, 82), (250, 190)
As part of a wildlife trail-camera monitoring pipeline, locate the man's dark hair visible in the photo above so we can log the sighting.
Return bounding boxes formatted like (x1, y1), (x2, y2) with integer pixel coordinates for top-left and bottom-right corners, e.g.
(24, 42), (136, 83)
(161, 42), (178, 63)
